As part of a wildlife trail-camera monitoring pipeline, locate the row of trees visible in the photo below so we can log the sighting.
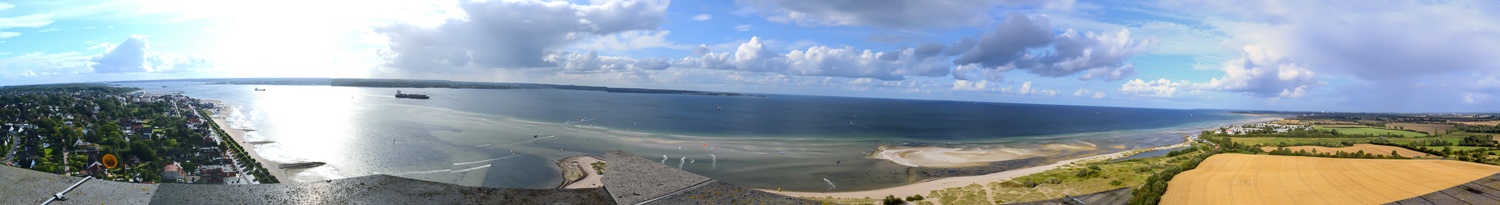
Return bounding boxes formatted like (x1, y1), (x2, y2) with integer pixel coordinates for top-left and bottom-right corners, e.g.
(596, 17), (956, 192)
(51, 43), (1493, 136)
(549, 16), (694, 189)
(1454, 125), (1500, 134)
(1264, 147), (1409, 159)
(1129, 145), (1220, 205)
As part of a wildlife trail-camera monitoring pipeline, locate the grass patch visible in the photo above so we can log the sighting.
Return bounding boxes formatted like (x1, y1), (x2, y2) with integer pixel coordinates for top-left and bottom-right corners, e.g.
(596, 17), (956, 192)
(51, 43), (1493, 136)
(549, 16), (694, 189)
(1387, 123), (1454, 135)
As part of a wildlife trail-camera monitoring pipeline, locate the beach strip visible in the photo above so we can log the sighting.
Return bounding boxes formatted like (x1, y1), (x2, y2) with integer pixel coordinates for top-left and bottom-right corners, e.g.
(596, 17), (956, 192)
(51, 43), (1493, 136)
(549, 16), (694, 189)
(205, 101), (290, 183)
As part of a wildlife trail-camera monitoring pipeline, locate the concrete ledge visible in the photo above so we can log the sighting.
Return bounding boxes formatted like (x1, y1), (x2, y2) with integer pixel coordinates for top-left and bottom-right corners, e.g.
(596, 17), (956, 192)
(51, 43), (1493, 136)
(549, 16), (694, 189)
(0, 165), (158, 205)
(648, 180), (820, 205)
(601, 150), (712, 205)
(148, 175), (612, 205)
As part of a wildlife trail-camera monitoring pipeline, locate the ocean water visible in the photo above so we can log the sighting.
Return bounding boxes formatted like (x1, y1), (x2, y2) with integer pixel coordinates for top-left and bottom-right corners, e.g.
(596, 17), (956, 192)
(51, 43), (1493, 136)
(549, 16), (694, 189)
(129, 83), (1268, 191)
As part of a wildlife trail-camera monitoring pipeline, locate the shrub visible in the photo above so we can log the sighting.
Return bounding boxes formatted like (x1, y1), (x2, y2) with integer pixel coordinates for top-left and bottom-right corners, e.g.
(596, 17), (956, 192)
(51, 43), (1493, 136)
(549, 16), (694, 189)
(1110, 180), (1123, 186)
(1044, 177), (1062, 184)
(882, 195), (904, 205)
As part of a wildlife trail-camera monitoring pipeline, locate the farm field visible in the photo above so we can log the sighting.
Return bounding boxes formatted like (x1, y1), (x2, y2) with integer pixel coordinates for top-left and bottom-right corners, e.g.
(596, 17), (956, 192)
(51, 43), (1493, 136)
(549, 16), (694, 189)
(1257, 144), (1433, 158)
(1161, 154), (1500, 205)
(1387, 123), (1454, 135)
(1453, 121), (1500, 126)
(1423, 146), (1489, 151)
(1230, 137), (1368, 146)
(1315, 126), (1427, 137)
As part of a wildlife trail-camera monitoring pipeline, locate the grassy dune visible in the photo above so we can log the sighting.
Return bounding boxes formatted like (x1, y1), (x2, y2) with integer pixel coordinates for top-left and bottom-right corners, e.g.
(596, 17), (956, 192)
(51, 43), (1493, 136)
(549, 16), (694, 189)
(1161, 154), (1500, 205)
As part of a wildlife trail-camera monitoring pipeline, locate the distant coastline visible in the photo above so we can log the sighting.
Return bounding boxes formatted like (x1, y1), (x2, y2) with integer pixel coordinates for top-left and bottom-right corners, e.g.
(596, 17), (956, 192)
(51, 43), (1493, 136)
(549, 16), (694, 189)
(127, 78), (766, 97)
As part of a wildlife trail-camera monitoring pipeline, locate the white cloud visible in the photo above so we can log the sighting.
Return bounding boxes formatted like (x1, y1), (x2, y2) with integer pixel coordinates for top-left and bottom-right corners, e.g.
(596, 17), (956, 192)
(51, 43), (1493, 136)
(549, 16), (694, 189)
(691, 14), (712, 21)
(90, 35), (218, 73)
(1197, 45), (1322, 98)
(87, 42), (112, 50)
(734, 25), (752, 31)
(0, 32), (17, 38)
(951, 80), (991, 91)
(0, 52), (93, 78)
(0, 14), (52, 29)
(575, 30), (690, 51)
(997, 81), (1057, 96)
(374, 0), (670, 73)
(736, 0), (1074, 29)
(673, 36), (953, 81)
(1119, 78), (1184, 98)
(1074, 88), (1106, 98)
(38, 28), (58, 32)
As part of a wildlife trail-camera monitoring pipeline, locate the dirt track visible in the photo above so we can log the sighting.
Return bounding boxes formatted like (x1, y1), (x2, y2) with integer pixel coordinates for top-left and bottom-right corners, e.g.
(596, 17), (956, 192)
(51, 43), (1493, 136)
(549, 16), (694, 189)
(1257, 144), (1433, 158)
(1162, 154), (1500, 205)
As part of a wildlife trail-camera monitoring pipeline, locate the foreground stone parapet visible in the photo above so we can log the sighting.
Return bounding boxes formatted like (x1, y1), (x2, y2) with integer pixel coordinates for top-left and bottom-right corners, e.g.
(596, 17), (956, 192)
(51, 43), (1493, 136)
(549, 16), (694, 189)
(600, 150), (815, 205)
(148, 175), (611, 205)
(0, 165), (159, 205)
(1384, 173), (1500, 205)
(650, 181), (820, 205)
(601, 150), (714, 205)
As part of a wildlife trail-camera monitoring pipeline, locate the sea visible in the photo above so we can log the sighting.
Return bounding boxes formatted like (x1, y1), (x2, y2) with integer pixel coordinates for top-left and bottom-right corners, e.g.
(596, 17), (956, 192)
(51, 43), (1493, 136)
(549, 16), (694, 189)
(126, 82), (1274, 191)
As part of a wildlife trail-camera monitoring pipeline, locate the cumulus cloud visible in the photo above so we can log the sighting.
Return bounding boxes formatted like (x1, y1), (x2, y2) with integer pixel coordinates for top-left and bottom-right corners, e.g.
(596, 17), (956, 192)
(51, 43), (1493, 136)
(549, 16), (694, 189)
(0, 52), (93, 78)
(574, 30), (689, 51)
(692, 14), (712, 21)
(674, 36), (953, 81)
(1198, 45), (1323, 98)
(736, 0), (1074, 29)
(90, 35), (217, 73)
(374, 0), (669, 73)
(951, 80), (992, 91)
(1073, 88), (1106, 98)
(1119, 78), (1184, 98)
(951, 13), (1155, 81)
(999, 81), (1057, 96)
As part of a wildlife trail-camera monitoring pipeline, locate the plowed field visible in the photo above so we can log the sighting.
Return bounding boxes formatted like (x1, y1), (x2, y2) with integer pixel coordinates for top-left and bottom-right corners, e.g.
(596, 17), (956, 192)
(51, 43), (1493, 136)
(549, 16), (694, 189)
(1161, 154), (1500, 205)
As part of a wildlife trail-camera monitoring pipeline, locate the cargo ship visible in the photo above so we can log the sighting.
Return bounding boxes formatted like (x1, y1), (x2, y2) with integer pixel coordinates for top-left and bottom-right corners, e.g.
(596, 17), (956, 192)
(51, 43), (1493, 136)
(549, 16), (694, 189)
(395, 90), (429, 99)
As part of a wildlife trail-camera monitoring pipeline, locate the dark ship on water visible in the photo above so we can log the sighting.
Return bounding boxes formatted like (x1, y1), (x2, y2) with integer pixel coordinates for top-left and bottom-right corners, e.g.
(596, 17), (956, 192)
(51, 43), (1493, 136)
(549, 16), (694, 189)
(395, 90), (429, 99)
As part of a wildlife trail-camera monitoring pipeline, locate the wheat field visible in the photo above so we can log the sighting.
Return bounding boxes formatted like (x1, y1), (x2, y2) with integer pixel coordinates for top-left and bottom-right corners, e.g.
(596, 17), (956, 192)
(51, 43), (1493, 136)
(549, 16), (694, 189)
(1161, 154), (1500, 205)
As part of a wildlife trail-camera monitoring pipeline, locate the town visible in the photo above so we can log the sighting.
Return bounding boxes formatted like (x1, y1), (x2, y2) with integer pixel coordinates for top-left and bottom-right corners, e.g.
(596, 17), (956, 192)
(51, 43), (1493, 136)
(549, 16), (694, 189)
(1, 84), (276, 184)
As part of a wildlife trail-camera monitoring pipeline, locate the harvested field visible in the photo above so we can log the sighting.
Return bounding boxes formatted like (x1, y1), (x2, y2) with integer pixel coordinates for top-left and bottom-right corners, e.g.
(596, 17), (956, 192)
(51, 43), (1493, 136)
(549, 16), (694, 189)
(1161, 154), (1500, 205)
(1257, 144), (1433, 158)
(1315, 127), (1427, 137)
(1453, 121), (1500, 126)
(1387, 123), (1453, 135)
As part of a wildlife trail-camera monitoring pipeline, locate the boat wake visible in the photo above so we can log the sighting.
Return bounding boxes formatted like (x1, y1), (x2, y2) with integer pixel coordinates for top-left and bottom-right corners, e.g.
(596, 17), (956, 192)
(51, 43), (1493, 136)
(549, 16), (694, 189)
(453, 155), (522, 166)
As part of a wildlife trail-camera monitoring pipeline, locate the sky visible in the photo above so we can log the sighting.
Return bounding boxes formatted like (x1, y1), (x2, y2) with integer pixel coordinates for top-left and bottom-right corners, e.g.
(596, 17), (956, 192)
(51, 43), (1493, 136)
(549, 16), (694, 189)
(1, 0), (1498, 113)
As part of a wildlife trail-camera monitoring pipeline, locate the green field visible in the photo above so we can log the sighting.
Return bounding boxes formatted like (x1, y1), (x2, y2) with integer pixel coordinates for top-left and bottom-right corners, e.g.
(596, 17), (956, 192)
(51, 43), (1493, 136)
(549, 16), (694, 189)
(1231, 137), (1368, 146)
(1316, 127), (1427, 137)
(1424, 146), (1490, 151)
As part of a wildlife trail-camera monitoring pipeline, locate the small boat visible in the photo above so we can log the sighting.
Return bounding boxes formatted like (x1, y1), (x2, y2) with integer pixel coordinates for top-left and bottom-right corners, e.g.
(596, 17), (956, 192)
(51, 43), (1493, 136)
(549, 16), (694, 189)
(254, 88), (266, 91)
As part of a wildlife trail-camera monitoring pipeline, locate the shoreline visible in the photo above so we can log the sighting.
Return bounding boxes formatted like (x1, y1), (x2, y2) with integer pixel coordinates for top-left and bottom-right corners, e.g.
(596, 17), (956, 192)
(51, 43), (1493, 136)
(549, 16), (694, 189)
(767, 140), (1194, 199)
(204, 100), (290, 183)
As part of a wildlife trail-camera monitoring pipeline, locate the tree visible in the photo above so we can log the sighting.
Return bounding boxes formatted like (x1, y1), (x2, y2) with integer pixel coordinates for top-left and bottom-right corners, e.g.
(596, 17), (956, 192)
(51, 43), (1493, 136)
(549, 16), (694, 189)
(882, 195), (904, 205)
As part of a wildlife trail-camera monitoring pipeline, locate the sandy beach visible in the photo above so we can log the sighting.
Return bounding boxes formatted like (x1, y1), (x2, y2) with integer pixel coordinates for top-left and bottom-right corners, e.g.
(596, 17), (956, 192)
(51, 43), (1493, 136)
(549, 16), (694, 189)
(769, 141), (1192, 199)
(204, 100), (289, 183)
